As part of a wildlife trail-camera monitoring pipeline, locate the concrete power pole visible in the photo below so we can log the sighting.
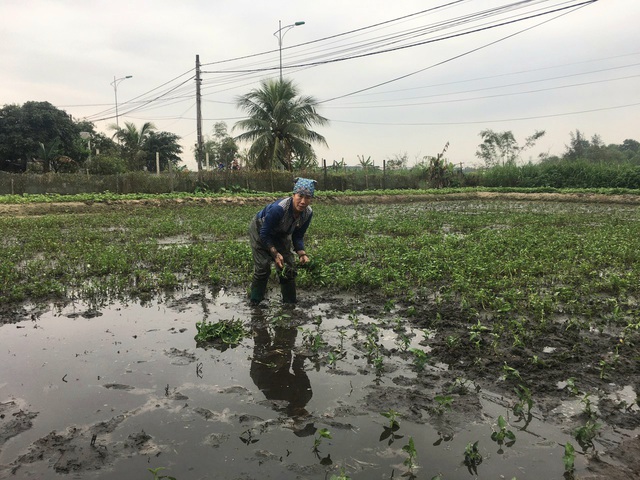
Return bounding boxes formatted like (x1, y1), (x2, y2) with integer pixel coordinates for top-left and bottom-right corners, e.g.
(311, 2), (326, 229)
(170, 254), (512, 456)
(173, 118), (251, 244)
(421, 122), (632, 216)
(195, 54), (203, 174)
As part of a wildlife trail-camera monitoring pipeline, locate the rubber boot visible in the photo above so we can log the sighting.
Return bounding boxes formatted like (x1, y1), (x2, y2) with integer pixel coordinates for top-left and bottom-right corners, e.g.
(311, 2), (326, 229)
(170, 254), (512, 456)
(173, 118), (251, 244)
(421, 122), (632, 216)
(280, 280), (297, 304)
(250, 278), (269, 305)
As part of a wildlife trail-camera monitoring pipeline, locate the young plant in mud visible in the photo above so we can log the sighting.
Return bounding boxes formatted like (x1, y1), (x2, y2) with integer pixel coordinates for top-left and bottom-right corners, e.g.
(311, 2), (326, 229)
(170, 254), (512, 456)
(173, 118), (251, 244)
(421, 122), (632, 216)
(501, 362), (523, 383)
(513, 384), (533, 419)
(432, 395), (454, 415)
(380, 409), (403, 445)
(468, 319), (489, 350)
(574, 420), (600, 450)
(148, 467), (177, 480)
(329, 468), (351, 480)
(562, 442), (576, 478)
(463, 441), (483, 475)
(490, 415), (516, 452)
(410, 348), (429, 371)
(194, 317), (248, 349)
(312, 428), (332, 456)
(402, 436), (418, 475)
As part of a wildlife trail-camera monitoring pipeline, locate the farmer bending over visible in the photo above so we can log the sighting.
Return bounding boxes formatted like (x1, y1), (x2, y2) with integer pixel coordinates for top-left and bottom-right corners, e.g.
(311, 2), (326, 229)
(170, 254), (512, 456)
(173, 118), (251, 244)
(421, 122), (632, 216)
(248, 177), (316, 305)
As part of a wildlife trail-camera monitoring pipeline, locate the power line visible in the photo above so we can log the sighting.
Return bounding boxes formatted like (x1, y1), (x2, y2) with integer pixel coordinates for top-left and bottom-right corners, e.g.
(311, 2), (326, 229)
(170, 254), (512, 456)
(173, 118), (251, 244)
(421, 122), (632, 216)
(330, 101), (640, 126)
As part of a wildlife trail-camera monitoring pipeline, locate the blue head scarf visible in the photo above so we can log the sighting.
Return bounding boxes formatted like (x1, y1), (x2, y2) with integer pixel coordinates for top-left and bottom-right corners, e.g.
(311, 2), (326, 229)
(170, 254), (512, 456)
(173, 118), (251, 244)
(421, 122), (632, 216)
(293, 177), (317, 197)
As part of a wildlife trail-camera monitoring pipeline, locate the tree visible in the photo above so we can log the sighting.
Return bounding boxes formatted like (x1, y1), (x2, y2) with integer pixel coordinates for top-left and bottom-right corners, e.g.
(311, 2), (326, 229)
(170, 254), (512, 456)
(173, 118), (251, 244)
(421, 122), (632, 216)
(0, 101), (85, 172)
(202, 122), (238, 169)
(385, 152), (409, 170)
(110, 121), (156, 171)
(234, 79), (329, 171)
(476, 129), (545, 167)
(144, 131), (183, 172)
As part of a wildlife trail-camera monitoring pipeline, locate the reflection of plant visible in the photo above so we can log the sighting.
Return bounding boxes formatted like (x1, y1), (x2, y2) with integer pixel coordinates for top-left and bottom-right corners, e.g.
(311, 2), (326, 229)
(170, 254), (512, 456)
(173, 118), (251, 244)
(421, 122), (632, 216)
(148, 467), (177, 480)
(240, 428), (259, 445)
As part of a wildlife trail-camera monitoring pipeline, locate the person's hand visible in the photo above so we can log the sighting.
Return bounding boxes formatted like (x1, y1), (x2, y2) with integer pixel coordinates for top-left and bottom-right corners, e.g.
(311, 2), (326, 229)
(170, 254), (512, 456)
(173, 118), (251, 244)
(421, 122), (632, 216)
(298, 251), (309, 265)
(274, 253), (284, 269)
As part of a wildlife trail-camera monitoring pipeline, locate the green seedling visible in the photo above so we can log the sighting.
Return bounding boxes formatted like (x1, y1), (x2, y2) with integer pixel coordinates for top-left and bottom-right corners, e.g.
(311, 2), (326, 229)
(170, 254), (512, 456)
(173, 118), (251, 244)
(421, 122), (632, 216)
(410, 348), (429, 371)
(379, 410), (403, 445)
(469, 320), (489, 349)
(581, 393), (596, 418)
(562, 442), (575, 476)
(445, 335), (460, 349)
(501, 362), (523, 382)
(395, 332), (411, 352)
(402, 436), (418, 473)
(565, 377), (579, 396)
(463, 441), (483, 475)
(433, 395), (453, 415)
(312, 428), (332, 453)
(194, 318), (248, 348)
(513, 384), (533, 418)
(329, 468), (351, 480)
(491, 415), (516, 451)
(380, 409), (401, 429)
(373, 354), (384, 375)
(574, 420), (600, 449)
(148, 467), (177, 480)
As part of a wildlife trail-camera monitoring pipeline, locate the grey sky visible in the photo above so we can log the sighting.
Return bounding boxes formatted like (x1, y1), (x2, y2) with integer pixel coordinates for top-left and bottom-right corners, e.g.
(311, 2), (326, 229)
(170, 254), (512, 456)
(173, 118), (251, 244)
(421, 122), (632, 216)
(3, 0), (638, 169)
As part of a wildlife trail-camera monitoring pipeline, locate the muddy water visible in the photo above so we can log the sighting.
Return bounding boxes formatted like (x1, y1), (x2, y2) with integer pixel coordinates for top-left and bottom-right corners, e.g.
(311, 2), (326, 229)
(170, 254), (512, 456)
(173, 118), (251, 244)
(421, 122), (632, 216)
(0, 288), (622, 479)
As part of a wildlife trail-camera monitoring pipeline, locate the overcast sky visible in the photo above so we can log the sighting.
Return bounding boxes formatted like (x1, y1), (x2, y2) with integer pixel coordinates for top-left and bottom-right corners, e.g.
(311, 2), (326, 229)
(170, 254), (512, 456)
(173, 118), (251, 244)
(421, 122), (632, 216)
(3, 0), (638, 170)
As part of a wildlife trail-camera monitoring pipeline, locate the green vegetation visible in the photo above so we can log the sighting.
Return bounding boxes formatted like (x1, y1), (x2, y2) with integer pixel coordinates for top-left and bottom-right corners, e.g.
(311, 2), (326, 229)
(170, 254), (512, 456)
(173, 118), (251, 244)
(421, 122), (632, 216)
(194, 318), (248, 348)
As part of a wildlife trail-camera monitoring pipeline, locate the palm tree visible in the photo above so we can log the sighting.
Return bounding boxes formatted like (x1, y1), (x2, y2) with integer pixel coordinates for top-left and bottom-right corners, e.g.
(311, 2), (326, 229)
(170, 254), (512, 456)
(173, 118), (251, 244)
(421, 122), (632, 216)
(234, 79), (328, 171)
(110, 121), (156, 171)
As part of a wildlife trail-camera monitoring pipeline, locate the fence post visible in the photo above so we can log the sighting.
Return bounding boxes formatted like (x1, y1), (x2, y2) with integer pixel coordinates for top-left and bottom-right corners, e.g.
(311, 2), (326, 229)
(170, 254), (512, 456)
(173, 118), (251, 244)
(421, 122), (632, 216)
(323, 159), (327, 190)
(383, 160), (386, 190)
(156, 152), (160, 175)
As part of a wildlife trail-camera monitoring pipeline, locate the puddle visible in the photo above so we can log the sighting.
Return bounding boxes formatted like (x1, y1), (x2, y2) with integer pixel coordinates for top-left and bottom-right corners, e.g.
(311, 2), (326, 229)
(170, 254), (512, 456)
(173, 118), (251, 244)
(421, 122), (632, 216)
(0, 289), (635, 479)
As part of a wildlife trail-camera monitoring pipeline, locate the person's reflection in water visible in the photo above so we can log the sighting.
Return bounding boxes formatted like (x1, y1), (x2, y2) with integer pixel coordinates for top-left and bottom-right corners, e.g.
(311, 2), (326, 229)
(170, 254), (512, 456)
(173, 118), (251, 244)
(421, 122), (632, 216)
(250, 310), (312, 418)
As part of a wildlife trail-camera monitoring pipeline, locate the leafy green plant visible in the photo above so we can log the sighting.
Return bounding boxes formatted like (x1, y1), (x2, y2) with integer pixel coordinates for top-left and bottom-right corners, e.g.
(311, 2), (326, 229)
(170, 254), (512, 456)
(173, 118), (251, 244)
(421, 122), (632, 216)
(194, 318), (248, 348)
(379, 410), (403, 445)
(513, 384), (533, 418)
(491, 415), (516, 451)
(501, 362), (523, 382)
(148, 467), (177, 480)
(433, 395), (454, 415)
(410, 348), (429, 371)
(463, 441), (483, 475)
(402, 436), (418, 473)
(574, 420), (600, 449)
(312, 428), (332, 453)
(562, 442), (575, 476)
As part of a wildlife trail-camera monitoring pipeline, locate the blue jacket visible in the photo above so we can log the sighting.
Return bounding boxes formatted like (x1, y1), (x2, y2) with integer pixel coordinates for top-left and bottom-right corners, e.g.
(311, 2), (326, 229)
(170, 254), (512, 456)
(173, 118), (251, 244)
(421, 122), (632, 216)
(256, 197), (313, 252)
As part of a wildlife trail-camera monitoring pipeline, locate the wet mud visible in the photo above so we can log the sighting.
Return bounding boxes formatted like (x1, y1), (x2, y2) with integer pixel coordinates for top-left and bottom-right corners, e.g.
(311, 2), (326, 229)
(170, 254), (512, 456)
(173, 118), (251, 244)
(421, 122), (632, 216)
(1, 288), (638, 479)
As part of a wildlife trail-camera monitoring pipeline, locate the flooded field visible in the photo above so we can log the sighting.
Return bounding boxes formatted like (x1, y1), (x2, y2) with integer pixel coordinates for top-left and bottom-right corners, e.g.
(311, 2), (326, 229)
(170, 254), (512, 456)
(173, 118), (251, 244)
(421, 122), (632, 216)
(1, 287), (638, 480)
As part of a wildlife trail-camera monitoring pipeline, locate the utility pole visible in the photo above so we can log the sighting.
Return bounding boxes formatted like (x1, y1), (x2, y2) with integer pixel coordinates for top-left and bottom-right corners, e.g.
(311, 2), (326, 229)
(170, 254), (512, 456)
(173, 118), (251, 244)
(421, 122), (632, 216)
(195, 54), (203, 174)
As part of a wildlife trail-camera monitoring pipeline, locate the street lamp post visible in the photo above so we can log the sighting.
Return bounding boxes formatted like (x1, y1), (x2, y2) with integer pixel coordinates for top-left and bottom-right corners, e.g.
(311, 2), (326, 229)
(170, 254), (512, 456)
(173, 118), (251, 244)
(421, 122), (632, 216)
(274, 20), (305, 81)
(111, 75), (133, 127)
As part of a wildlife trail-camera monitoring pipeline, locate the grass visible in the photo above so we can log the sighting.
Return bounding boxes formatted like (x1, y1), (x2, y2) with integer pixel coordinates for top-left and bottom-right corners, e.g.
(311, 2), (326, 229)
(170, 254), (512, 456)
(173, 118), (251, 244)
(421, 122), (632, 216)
(2, 194), (640, 334)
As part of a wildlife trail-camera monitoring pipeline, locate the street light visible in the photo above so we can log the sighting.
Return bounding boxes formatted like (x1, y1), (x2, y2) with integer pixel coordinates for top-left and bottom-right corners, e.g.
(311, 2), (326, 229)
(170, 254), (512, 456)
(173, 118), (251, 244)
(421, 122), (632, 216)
(110, 75), (133, 128)
(274, 20), (305, 81)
